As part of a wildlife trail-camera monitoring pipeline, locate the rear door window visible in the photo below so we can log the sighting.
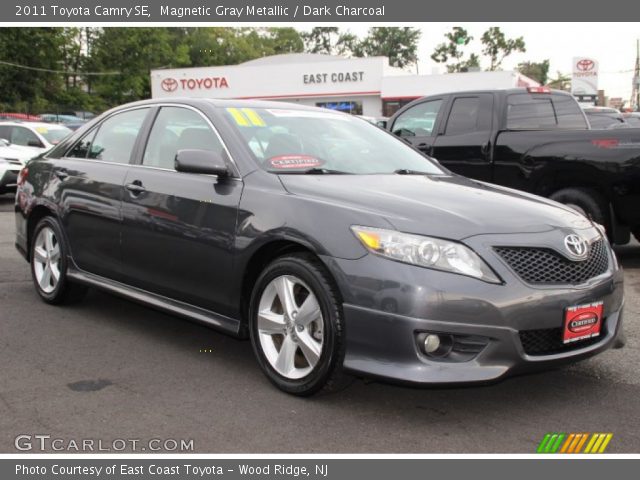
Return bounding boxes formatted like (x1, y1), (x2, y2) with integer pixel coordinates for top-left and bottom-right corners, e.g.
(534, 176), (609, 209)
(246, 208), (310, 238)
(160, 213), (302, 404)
(88, 108), (149, 163)
(506, 93), (588, 130)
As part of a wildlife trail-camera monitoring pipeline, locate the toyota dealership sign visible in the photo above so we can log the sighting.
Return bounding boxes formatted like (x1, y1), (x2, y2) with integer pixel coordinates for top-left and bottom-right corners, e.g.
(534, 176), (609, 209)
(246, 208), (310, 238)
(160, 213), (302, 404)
(572, 57), (599, 96)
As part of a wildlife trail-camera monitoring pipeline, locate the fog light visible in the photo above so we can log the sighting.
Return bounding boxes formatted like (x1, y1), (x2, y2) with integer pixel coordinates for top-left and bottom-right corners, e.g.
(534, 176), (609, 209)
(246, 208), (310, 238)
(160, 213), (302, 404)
(417, 332), (454, 358)
(423, 334), (441, 354)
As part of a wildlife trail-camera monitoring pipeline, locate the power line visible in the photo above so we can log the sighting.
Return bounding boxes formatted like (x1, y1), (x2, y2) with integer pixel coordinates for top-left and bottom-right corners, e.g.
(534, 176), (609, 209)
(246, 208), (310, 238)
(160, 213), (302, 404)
(0, 59), (121, 76)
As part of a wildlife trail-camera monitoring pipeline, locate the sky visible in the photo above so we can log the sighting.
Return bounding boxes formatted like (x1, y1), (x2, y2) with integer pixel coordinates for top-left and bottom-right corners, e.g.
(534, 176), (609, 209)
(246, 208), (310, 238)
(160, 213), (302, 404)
(301, 23), (639, 102)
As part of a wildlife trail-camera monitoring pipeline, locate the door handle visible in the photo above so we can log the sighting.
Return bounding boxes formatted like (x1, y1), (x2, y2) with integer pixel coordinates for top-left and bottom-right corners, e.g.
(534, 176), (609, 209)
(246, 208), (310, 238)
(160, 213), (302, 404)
(54, 169), (69, 180)
(125, 181), (146, 195)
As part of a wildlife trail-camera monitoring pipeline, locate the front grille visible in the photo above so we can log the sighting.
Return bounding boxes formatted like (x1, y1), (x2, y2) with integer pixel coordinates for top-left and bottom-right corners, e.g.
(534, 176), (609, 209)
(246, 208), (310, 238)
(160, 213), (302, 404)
(520, 321), (605, 356)
(494, 239), (609, 285)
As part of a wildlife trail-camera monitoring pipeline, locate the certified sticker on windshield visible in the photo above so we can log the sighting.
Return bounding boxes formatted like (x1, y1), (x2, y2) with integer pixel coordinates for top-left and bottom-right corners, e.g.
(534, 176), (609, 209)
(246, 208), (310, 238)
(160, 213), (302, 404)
(268, 155), (324, 170)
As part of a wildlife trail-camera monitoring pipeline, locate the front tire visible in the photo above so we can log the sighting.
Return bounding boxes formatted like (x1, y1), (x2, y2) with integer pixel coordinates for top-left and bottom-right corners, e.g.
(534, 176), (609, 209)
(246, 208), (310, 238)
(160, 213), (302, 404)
(249, 253), (348, 396)
(30, 216), (87, 304)
(549, 188), (609, 229)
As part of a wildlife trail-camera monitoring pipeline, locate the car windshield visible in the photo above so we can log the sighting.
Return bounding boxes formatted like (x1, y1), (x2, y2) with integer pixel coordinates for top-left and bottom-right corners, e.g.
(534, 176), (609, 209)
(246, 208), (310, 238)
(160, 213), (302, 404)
(221, 107), (443, 174)
(36, 126), (72, 145)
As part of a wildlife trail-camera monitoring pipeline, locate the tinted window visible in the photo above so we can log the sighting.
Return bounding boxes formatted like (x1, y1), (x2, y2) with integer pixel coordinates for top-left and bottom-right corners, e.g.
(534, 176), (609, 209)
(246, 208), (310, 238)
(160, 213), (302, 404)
(143, 107), (224, 170)
(0, 126), (10, 142)
(11, 127), (42, 147)
(445, 97), (481, 135)
(507, 94), (588, 130)
(392, 100), (443, 137)
(89, 108), (148, 163)
(223, 107), (443, 175)
(67, 129), (97, 159)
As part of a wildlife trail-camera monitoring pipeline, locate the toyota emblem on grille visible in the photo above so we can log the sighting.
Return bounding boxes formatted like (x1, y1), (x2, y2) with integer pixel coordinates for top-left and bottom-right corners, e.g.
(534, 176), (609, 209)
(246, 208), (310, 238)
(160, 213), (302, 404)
(564, 234), (589, 259)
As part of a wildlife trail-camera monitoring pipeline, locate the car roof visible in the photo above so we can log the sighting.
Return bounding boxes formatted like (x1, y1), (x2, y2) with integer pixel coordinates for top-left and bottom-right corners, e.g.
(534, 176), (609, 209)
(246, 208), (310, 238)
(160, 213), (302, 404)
(103, 97), (349, 115)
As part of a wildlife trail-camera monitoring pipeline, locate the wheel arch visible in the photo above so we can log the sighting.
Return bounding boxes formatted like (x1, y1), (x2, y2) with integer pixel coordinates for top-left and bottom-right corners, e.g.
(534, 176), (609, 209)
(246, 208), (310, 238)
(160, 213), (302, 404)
(25, 204), (56, 262)
(239, 239), (333, 334)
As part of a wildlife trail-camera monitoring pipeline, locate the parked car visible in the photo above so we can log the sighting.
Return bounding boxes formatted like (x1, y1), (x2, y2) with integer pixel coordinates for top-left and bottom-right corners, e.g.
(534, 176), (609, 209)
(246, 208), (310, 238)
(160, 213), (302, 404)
(0, 113), (42, 121)
(583, 107), (630, 129)
(0, 121), (72, 154)
(15, 99), (624, 395)
(388, 88), (640, 244)
(40, 114), (87, 125)
(0, 138), (35, 195)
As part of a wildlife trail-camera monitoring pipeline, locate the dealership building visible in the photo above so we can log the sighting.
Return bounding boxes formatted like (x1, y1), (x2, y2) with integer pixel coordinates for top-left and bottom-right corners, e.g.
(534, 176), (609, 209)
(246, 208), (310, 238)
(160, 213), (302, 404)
(150, 53), (538, 117)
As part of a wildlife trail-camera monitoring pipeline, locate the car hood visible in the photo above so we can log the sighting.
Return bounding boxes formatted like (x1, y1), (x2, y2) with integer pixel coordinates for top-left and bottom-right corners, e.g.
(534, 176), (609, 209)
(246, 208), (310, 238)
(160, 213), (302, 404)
(278, 173), (593, 240)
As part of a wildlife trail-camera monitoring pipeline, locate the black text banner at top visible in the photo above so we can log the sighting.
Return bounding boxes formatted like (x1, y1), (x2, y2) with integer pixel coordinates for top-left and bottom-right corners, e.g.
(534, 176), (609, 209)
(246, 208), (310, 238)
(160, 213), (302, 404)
(5, 0), (640, 22)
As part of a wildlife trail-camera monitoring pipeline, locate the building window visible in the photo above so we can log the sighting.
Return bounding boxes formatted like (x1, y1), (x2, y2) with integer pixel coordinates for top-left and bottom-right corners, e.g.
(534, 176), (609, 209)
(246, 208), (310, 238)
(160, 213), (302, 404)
(316, 101), (363, 115)
(382, 98), (419, 117)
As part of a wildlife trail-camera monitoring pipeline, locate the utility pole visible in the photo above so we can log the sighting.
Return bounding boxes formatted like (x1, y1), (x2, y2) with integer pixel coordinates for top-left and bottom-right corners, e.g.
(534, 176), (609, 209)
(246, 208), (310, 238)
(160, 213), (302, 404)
(633, 39), (639, 111)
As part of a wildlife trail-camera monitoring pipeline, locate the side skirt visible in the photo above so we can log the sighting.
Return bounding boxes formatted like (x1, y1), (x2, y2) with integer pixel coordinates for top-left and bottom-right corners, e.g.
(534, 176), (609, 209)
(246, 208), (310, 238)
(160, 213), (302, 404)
(67, 266), (243, 337)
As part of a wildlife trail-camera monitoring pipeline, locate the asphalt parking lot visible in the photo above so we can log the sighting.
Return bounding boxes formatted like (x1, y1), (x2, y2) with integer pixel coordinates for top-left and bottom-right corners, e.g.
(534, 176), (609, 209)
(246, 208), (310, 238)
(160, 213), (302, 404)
(0, 192), (639, 453)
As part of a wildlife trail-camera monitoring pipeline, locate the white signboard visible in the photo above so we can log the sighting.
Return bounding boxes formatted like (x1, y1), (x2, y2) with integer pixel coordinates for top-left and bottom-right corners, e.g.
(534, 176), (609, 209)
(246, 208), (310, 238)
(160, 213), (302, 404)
(572, 57), (599, 96)
(150, 57), (385, 100)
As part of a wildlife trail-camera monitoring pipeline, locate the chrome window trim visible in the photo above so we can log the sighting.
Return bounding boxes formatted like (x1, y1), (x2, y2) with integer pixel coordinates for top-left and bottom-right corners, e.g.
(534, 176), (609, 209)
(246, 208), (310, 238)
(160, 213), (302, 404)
(59, 103), (240, 178)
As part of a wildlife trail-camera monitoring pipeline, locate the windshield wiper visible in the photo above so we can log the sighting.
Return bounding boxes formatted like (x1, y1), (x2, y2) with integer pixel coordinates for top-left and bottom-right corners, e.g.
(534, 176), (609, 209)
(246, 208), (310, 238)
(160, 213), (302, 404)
(393, 168), (430, 175)
(303, 168), (351, 175)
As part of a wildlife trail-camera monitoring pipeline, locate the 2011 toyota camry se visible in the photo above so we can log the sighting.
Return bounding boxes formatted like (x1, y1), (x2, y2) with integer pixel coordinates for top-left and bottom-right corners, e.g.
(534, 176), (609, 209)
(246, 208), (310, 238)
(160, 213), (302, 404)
(15, 98), (624, 395)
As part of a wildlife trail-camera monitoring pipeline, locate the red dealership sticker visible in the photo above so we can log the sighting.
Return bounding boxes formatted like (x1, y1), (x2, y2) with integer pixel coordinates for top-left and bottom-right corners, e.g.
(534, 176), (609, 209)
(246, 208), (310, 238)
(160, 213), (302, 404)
(563, 301), (603, 344)
(268, 155), (323, 170)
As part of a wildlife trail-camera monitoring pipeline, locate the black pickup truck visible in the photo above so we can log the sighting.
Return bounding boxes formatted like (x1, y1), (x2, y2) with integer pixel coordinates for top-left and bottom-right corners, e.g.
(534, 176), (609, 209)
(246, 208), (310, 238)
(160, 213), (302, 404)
(388, 87), (640, 244)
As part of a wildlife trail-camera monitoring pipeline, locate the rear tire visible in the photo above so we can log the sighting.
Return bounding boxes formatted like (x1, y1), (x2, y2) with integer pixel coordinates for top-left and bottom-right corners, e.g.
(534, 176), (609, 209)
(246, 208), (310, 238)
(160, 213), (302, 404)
(30, 216), (87, 305)
(549, 188), (609, 229)
(249, 253), (349, 396)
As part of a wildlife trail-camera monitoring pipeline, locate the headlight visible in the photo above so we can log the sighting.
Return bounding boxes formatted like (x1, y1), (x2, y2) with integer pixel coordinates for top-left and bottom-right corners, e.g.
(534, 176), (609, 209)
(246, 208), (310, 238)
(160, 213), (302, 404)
(351, 226), (502, 284)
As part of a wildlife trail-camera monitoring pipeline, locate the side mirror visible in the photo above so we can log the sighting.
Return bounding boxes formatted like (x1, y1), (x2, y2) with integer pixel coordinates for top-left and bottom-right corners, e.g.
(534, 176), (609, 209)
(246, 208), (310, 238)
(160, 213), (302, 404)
(28, 140), (44, 148)
(175, 149), (229, 177)
(376, 120), (387, 129)
(0, 138), (9, 147)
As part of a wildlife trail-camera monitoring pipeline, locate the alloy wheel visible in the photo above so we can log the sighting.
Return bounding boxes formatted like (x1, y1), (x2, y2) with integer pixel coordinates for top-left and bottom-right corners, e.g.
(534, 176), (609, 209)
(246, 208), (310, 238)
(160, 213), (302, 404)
(257, 275), (325, 379)
(33, 226), (61, 294)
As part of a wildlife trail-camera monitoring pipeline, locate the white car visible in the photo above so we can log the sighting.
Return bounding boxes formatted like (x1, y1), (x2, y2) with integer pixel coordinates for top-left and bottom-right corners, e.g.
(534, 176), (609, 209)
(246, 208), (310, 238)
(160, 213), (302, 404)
(0, 121), (72, 155)
(0, 139), (34, 195)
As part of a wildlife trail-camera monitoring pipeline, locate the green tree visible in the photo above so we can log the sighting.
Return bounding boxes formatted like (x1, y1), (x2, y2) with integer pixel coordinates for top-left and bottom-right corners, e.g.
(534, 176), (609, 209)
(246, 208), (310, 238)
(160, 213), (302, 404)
(547, 71), (571, 91)
(517, 60), (550, 85)
(481, 27), (526, 71)
(185, 27), (303, 67)
(431, 27), (478, 73)
(0, 28), (67, 112)
(355, 28), (421, 69)
(301, 27), (356, 56)
(90, 28), (190, 106)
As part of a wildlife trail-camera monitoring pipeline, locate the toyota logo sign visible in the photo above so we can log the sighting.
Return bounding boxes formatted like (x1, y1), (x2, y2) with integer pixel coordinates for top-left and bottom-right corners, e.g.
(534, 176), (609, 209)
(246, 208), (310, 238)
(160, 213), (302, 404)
(576, 59), (595, 72)
(564, 234), (589, 259)
(161, 78), (179, 92)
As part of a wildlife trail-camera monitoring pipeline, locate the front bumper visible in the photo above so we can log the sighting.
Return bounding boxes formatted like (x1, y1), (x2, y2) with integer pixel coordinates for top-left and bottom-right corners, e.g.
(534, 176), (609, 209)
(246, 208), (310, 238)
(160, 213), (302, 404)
(321, 232), (625, 385)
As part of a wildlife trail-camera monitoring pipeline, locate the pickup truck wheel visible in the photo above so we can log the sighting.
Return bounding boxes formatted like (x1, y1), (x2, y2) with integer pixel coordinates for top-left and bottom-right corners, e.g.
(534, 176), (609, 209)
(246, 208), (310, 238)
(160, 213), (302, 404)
(549, 188), (609, 229)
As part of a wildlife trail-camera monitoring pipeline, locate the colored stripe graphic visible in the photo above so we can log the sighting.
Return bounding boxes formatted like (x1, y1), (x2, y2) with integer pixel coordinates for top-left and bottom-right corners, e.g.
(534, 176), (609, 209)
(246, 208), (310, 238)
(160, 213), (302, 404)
(227, 108), (250, 126)
(241, 108), (266, 126)
(537, 433), (613, 453)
